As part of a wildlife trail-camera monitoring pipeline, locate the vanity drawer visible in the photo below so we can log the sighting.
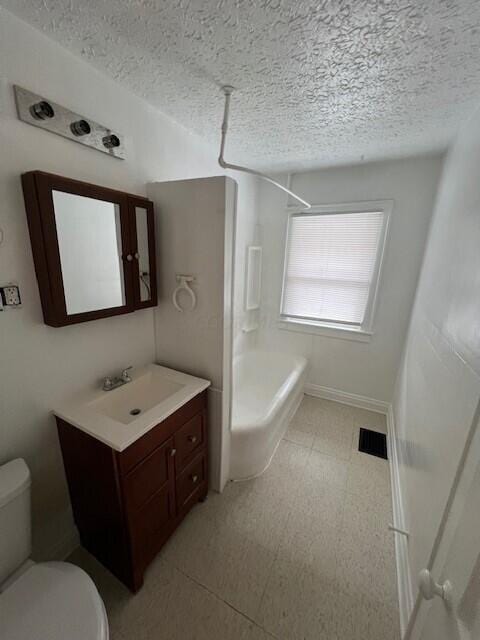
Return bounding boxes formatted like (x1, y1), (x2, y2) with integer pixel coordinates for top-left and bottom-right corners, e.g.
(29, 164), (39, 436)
(176, 452), (207, 512)
(174, 410), (206, 472)
(124, 437), (173, 512)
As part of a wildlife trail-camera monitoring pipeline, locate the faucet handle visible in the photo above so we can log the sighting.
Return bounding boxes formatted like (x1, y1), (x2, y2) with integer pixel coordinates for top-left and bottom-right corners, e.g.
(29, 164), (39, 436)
(121, 366), (132, 382)
(103, 376), (114, 391)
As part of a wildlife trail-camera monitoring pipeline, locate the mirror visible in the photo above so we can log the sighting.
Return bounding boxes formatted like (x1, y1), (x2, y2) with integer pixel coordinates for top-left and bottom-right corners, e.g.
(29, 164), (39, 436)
(53, 190), (126, 314)
(135, 206), (151, 302)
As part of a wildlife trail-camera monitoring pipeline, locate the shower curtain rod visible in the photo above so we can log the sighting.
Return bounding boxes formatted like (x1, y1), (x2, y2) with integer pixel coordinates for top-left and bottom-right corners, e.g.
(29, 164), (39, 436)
(218, 86), (311, 209)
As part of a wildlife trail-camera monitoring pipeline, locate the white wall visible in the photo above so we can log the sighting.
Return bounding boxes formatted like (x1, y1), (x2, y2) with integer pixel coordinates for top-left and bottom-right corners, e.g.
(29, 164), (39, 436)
(0, 7), (258, 558)
(148, 177), (236, 491)
(257, 155), (443, 403)
(232, 180), (261, 356)
(392, 103), (480, 614)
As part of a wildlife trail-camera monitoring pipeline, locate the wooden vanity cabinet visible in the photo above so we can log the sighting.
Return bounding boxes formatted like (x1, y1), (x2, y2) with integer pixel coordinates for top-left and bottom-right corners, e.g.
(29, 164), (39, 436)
(57, 391), (208, 592)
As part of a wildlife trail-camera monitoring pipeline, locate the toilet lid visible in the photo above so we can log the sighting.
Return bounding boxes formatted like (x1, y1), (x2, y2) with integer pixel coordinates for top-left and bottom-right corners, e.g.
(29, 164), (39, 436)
(0, 561), (108, 640)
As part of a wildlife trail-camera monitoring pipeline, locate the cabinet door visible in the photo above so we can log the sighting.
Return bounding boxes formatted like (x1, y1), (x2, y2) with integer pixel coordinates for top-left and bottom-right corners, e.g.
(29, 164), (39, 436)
(128, 196), (157, 309)
(124, 438), (172, 512)
(131, 483), (175, 571)
(22, 171), (135, 326)
(123, 437), (176, 570)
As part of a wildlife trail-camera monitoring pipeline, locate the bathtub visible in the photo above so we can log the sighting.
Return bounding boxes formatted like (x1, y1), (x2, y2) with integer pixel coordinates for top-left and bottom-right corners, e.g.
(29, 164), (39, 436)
(230, 350), (308, 480)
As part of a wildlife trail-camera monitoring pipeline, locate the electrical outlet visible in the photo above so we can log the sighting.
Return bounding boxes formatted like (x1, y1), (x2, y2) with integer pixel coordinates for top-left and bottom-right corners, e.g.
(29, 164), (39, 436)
(0, 283), (22, 309)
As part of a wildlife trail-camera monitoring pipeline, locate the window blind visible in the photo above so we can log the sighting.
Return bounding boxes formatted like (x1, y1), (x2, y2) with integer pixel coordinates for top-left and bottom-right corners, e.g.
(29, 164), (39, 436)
(281, 211), (384, 326)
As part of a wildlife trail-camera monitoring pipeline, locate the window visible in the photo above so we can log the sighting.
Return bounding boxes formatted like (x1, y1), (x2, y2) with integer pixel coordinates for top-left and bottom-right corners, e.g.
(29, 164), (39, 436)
(280, 202), (391, 338)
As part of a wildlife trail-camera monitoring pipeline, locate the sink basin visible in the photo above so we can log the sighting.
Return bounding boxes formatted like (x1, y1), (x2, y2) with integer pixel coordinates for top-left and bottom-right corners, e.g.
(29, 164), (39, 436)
(54, 364), (211, 451)
(91, 372), (184, 425)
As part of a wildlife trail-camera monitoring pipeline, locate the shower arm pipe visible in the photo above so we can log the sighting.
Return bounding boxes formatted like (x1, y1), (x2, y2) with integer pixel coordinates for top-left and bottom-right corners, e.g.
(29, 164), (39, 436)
(218, 87), (311, 210)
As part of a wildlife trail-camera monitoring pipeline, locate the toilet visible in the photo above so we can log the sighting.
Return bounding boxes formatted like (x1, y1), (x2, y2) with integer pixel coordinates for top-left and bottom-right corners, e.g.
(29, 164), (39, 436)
(0, 459), (109, 640)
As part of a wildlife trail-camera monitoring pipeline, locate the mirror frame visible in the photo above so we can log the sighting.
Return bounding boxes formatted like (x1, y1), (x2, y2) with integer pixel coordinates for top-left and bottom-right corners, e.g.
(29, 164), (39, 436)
(128, 196), (157, 310)
(22, 171), (157, 327)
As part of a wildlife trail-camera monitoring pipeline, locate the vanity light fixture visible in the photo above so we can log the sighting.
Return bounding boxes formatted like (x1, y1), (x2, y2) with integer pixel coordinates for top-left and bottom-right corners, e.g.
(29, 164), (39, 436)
(14, 85), (125, 159)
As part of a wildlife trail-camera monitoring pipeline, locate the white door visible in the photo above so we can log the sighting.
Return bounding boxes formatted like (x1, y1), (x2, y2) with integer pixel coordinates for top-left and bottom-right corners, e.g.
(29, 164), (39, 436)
(416, 412), (480, 640)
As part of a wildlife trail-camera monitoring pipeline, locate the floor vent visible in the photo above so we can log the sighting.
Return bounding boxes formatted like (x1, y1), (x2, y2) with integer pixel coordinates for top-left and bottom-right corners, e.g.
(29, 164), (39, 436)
(358, 428), (388, 460)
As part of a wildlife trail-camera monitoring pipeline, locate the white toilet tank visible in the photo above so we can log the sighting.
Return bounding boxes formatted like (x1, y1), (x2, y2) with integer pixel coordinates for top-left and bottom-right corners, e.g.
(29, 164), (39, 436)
(0, 459), (31, 586)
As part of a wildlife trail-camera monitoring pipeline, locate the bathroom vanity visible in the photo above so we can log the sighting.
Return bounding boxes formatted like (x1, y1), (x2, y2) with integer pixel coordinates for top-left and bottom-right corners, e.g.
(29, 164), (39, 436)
(55, 365), (210, 592)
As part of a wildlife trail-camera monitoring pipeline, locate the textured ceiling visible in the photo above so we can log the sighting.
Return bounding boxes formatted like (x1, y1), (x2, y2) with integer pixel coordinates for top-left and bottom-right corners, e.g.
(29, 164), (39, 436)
(3, 0), (480, 170)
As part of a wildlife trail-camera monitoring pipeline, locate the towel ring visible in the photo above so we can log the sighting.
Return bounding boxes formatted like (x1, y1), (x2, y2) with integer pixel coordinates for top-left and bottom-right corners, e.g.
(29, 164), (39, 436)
(173, 275), (196, 312)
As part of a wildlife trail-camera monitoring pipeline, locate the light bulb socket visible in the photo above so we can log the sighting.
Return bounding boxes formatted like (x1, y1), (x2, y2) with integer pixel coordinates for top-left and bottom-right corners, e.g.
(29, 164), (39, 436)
(103, 134), (120, 149)
(30, 101), (55, 120)
(70, 119), (91, 136)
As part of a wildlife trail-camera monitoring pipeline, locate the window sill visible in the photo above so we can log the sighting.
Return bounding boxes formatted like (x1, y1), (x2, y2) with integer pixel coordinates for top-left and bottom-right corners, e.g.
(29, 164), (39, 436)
(277, 318), (373, 342)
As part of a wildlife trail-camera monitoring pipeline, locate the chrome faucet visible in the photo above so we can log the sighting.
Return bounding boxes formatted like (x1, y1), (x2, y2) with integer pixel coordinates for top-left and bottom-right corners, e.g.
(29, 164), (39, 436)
(102, 366), (133, 391)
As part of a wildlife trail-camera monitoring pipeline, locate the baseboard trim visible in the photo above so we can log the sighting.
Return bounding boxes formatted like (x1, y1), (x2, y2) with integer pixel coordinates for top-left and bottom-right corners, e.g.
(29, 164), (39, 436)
(387, 405), (414, 637)
(304, 383), (389, 414)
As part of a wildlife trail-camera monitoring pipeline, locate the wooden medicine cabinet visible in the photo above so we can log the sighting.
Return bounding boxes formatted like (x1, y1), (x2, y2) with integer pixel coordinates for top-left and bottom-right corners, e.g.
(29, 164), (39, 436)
(22, 171), (157, 326)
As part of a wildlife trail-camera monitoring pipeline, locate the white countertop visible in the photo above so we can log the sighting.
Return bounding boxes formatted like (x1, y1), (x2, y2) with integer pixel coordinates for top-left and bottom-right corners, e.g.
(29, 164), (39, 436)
(54, 364), (211, 452)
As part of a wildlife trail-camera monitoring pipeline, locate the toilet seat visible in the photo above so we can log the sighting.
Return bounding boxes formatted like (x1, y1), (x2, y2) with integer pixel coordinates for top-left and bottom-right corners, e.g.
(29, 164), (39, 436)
(0, 561), (108, 640)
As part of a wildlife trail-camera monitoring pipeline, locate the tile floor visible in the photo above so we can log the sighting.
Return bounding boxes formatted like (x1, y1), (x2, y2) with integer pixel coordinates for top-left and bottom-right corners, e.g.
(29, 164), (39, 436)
(70, 396), (400, 640)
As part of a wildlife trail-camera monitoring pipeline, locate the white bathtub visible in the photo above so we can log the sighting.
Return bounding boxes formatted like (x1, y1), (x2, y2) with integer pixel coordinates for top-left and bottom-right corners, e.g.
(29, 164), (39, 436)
(230, 350), (308, 480)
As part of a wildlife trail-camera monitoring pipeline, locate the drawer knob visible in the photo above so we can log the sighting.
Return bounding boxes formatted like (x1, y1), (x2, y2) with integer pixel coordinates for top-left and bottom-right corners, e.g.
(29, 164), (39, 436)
(191, 474), (198, 483)
(170, 448), (177, 457)
(188, 436), (197, 443)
